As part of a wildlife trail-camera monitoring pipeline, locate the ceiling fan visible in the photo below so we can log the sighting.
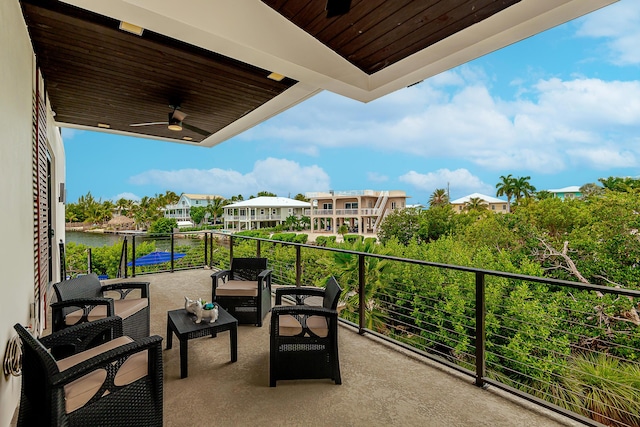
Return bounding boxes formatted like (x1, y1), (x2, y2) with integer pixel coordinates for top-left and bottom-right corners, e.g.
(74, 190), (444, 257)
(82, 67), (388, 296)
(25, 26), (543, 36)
(130, 105), (211, 136)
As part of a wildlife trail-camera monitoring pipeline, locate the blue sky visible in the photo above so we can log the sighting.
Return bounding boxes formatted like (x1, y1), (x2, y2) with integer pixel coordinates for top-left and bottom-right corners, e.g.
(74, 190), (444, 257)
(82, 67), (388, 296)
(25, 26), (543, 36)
(63, 1), (640, 205)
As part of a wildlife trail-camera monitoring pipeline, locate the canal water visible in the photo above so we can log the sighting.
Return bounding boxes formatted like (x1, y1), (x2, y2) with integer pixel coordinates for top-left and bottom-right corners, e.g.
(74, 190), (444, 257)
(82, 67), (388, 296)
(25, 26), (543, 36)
(65, 231), (201, 250)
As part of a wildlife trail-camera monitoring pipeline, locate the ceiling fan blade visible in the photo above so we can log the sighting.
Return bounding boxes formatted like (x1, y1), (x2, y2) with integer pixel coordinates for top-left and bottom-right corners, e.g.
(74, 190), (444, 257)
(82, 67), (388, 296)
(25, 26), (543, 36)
(182, 122), (211, 137)
(172, 110), (187, 122)
(130, 121), (168, 127)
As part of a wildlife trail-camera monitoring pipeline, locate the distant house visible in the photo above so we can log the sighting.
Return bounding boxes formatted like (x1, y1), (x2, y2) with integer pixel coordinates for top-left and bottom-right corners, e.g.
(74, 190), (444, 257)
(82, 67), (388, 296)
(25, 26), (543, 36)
(223, 197), (310, 231)
(450, 193), (508, 214)
(548, 186), (582, 200)
(164, 193), (225, 223)
(306, 190), (408, 235)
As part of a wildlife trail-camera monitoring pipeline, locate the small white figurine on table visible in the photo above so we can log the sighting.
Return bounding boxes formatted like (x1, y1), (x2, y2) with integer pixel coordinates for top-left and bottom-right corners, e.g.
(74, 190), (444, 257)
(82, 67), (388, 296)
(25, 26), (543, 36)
(184, 296), (219, 323)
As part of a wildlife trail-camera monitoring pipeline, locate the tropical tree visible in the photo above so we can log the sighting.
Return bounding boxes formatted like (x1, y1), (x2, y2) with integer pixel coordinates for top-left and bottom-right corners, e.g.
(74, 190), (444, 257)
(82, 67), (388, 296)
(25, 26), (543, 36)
(463, 197), (488, 212)
(428, 188), (449, 207)
(535, 190), (553, 200)
(512, 176), (536, 204)
(579, 183), (604, 198)
(597, 176), (640, 192)
(293, 193), (309, 202)
(496, 174), (515, 212)
(203, 198), (225, 225)
(189, 206), (207, 225)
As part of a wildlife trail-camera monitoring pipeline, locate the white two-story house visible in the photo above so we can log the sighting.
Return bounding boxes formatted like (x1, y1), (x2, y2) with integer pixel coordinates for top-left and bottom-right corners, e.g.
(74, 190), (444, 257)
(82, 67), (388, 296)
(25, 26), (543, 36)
(164, 193), (225, 225)
(223, 197), (310, 231)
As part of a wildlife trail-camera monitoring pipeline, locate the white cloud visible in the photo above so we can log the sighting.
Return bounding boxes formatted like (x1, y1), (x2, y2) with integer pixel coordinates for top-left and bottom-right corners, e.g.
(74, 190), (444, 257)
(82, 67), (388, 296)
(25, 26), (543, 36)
(576, 1), (640, 65)
(61, 128), (83, 139)
(111, 192), (140, 202)
(367, 172), (388, 183)
(399, 169), (493, 196)
(128, 157), (330, 198)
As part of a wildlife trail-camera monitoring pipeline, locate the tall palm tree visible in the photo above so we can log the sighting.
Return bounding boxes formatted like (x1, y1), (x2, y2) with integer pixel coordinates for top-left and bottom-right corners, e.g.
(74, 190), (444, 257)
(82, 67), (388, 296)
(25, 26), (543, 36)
(463, 197), (488, 212)
(206, 197), (227, 225)
(496, 174), (515, 212)
(512, 176), (536, 204)
(429, 188), (449, 207)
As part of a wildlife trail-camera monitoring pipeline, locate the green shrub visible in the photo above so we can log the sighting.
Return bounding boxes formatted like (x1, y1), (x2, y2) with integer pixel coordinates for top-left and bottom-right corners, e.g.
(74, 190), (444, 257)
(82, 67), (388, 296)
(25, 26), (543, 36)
(271, 233), (296, 242)
(315, 235), (336, 246)
(364, 237), (377, 245)
(293, 234), (308, 244)
(344, 234), (363, 244)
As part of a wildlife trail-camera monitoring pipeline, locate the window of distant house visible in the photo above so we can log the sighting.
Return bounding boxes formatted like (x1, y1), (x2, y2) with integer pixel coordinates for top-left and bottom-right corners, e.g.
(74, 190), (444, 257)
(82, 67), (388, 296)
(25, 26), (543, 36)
(260, 209), (264, 215)
(288, 208), (292, 213)
(251, 209), (255, 216)
(492, 205), (496, 210)
(391, 202), (397, 209)
(323, 203), (333, 210)
(459, 206), (463, 211)
(502, 205), (506, 210)
(345, 202), (358, 209)
(272, 209), (277, 215)
(240, 209), (245, 216)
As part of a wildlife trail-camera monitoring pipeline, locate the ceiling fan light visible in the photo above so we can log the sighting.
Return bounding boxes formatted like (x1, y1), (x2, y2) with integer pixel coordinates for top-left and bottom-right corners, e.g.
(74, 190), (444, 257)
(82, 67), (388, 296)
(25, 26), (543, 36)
(168, 117), (182, 131)
(119, 21), (144, 36)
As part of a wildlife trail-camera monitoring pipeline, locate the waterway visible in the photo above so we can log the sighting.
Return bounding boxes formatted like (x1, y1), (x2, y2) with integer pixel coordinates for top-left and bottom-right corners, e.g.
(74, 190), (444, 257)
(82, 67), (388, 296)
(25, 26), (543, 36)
(65, 231), (202, 250)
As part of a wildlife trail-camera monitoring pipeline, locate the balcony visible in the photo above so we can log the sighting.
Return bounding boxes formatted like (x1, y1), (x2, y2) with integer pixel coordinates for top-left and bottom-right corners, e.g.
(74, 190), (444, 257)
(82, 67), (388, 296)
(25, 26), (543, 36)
(57, 231), (640, 426)
(118, 269), (579, 426)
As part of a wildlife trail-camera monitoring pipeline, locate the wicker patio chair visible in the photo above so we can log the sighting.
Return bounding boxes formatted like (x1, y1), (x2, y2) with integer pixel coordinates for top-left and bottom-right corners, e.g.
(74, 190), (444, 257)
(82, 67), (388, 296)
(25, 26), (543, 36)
(270, 276), (343, 386)
(14, 317), (163, 427)
(51, 273), (150, 340)
(211, 257), (272, 326)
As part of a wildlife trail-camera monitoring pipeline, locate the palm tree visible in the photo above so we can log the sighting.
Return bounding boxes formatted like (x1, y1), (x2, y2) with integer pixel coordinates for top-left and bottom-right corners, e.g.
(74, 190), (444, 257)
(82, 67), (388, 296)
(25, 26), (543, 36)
(512, 176), (536, 204)
(535, 190), (553, 201)
(206, 197), (227, 225)
(496, 174), (515, 212)
(429, 188), (449, 207)
(463, 197), (488, 212)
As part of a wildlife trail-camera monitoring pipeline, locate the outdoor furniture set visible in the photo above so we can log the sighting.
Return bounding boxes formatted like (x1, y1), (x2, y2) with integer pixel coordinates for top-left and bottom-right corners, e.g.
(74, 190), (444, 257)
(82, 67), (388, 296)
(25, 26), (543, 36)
(13, 258), (342, 425)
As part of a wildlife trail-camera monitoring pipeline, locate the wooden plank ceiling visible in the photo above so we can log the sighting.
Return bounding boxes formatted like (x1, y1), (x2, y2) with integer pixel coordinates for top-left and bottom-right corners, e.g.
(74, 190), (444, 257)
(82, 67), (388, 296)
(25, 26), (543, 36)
(20, 0), (297, 143)
(262, 0), (521, 74)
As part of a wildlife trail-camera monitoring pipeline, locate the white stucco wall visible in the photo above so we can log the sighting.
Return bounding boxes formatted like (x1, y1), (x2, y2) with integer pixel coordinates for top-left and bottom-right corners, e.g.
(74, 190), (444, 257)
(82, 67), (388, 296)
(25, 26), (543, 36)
(0, 1), (66, 424)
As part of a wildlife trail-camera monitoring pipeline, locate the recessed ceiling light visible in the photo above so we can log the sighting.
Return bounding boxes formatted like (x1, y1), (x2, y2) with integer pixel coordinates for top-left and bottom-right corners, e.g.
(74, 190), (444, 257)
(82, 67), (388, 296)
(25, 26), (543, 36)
(97, 123), (110, 129)
(119, 21), (144, 36)
(182, 136), (193, 141)
(267, 72), (285, 82)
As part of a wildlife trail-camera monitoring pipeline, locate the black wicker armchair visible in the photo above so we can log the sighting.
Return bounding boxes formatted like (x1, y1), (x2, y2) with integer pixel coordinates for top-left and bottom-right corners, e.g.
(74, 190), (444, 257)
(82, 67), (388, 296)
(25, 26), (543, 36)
(270, 276), (343, 386)
(211, 257), (272, 326)
(51, 273), (150, 340)
(14, 317), (163, 427)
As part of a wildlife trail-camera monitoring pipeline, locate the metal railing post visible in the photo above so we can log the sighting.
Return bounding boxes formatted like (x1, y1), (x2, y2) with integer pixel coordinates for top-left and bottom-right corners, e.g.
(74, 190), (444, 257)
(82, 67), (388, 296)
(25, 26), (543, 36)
(229, 235), (234, 266)
(132, 235), (136, 277)
(87, 248), (92, 274)
(475, 271), (486, 388)
(204, 232), (208, 266)
(256, 240), (261, 258)
(170, 231), (175, 272)
(296, 245), (301, 287)
(358, 253), (366, 334)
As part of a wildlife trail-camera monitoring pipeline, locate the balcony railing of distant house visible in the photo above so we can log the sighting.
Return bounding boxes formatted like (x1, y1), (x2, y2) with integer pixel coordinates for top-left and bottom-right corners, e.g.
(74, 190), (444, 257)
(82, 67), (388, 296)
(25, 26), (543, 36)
(70, 231), (639, 426)
(311, 209), (334, 215)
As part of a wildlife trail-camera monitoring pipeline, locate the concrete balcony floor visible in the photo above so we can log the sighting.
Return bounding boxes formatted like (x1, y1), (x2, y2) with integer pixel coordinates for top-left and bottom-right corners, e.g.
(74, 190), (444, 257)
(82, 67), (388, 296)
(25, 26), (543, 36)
(134, 270), (582, 426)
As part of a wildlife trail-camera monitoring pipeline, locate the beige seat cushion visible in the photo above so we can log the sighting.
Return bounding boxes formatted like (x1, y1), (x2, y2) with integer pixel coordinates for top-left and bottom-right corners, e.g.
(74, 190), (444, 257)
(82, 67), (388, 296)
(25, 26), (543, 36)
(56, 336), (148, 413)
(65, 298), (148, 325)
(216, 280), (258, 297)
(278, 314), (328, 338)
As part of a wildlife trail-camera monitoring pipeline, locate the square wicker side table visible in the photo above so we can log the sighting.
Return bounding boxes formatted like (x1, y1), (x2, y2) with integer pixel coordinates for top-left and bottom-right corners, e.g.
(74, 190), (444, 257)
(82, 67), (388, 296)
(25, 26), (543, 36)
(166, 306), (238, 378)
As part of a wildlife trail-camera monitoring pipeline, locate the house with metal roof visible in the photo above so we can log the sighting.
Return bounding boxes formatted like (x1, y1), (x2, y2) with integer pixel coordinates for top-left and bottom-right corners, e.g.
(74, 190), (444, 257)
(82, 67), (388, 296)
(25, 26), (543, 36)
(164, 193), (225, 224)
(450, 193), (508, 214)
(223, 197), (310, 231)
(548, 186), (582, 200)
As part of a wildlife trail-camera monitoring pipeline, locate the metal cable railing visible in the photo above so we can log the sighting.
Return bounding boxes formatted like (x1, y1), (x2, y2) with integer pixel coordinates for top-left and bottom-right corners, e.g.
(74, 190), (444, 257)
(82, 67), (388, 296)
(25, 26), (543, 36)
(65, 230), (640, 426)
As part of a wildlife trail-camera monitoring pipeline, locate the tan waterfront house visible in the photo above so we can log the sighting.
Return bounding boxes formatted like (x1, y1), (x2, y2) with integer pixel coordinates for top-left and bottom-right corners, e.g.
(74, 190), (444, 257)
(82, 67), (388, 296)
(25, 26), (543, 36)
(450, 193), (508, 213)
(306, 190), (408, 235)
